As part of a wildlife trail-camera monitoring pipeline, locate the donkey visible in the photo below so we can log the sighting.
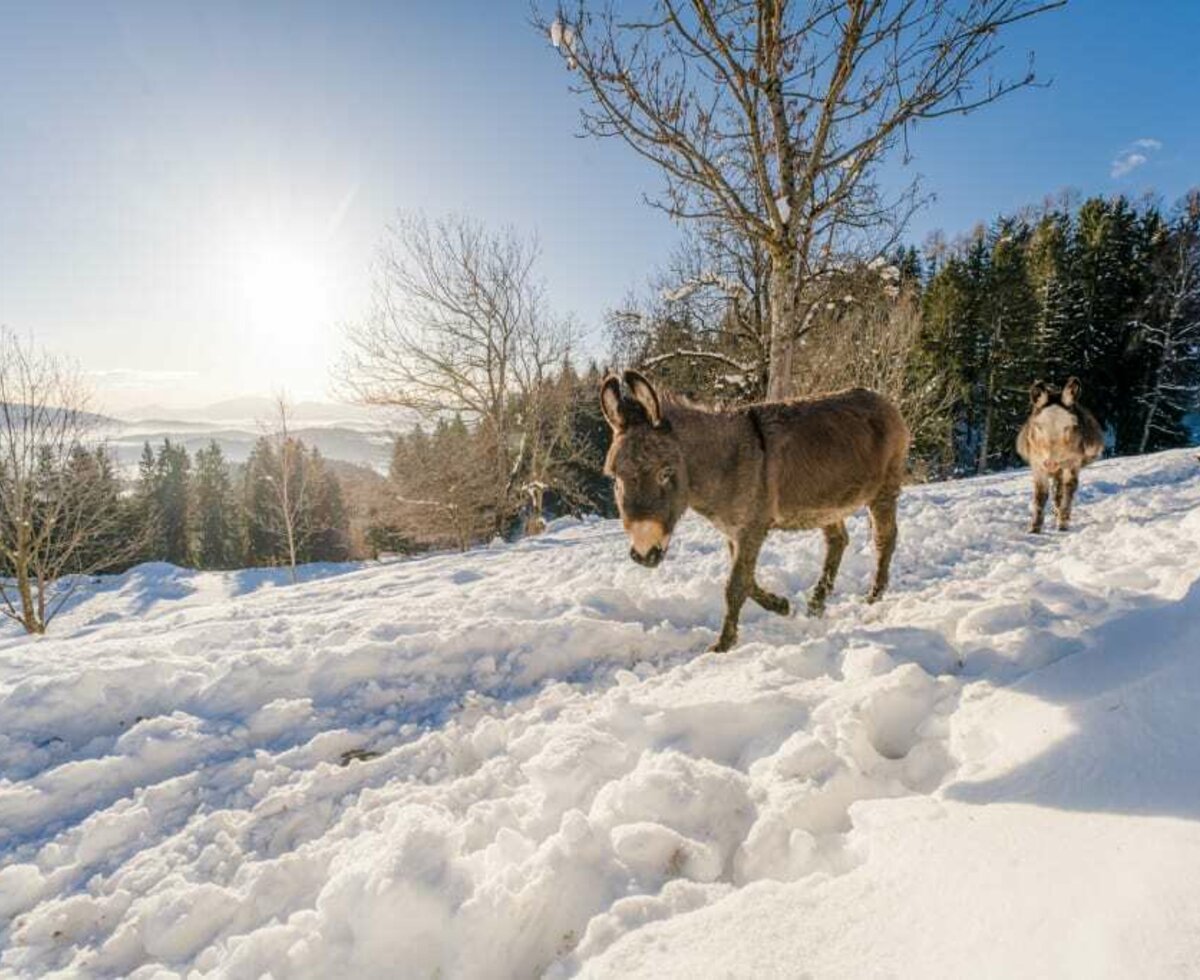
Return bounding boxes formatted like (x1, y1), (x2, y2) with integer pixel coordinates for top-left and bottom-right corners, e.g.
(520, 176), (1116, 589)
(601, 370), (910, 652)
(1016, 377), (1104, 533)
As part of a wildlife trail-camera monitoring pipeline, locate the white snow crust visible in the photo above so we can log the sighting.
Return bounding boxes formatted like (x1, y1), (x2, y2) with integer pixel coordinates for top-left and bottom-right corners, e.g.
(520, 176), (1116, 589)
(3, 449), (1200, 978)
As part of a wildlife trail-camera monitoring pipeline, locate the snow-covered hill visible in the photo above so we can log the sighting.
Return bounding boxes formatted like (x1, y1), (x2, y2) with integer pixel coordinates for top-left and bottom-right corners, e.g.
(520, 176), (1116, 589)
(2, 449), (1200, 978)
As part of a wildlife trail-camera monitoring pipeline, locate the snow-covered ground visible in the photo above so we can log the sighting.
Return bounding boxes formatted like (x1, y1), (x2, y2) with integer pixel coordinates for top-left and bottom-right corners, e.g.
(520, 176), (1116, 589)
(3, 448), (1200, 979)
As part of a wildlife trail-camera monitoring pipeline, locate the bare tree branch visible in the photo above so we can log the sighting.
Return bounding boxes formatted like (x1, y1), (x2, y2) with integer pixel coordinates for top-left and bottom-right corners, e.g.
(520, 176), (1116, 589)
(540, 0), (1065, 397)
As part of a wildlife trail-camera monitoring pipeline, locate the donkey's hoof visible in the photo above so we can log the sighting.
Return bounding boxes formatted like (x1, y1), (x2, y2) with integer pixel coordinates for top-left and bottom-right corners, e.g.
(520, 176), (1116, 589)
(805, 596), (827, 617)
(708, 636), (736, 653)
(763, 594), (791, 616)
(865, 588), (886, 605)
(1028, 524), (1043, 534)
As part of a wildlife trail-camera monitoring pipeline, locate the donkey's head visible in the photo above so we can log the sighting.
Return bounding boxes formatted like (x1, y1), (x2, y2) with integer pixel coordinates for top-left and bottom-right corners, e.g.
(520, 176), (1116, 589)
(600, 370), (688, 568)
(1026, 377), (1084, 471)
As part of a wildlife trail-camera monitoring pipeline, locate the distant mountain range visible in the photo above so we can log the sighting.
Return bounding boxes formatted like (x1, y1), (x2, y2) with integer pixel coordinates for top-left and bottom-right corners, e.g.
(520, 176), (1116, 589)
(118, 397), (388, 427)
(97, 399), (404, 472)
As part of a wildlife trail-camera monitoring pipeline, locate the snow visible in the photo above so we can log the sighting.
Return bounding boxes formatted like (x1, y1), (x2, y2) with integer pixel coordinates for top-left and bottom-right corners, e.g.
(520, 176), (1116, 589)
(3, 449), (1200, 978)
(660, 271), (747, 304)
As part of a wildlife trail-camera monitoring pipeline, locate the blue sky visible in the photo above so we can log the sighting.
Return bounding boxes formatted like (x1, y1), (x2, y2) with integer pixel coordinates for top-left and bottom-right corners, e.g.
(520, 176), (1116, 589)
(0, 1), (1197, 412)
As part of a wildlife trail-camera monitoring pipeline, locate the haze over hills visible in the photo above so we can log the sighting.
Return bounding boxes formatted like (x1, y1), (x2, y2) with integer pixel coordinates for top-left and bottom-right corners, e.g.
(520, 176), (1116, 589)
(117, 397), (389, 427)
(96, 398), (407, 472)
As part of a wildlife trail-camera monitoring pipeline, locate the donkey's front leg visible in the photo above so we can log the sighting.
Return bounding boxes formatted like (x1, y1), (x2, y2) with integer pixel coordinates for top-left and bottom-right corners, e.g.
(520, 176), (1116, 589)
(711, 529), (767, 652)
(1030, 472), (1050, 533)
(727, 540), (790, 616)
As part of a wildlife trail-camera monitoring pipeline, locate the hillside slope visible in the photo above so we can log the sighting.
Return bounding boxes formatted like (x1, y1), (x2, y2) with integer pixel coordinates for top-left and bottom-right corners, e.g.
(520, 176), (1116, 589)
(2, 450), (1200, 978)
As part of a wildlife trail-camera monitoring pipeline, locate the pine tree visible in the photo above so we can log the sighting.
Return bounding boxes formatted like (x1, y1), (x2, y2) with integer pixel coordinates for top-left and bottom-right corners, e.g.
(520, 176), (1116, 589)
(1027, 209), (1075, 381)
(242, 437), (282, 566)
(156, 440), (192, 566)
(1071, 196), (1159, 451)
(134, 441), (161, 560)
(306, 449), (350, 562)
(193, 441), (237, 569)
(60, 446), (127, 574)
(978, 219), (1040, 471)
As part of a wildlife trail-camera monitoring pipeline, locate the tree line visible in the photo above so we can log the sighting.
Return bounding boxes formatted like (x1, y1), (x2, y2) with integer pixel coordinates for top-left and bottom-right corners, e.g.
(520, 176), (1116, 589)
(372, 363), (614, 554)
(5, 188), (1196, 635)
(0, 334), (361, 634)
(612, 192), (1200, 480)
(132, 434), (351, 572)
(918, 192), (1200, 475)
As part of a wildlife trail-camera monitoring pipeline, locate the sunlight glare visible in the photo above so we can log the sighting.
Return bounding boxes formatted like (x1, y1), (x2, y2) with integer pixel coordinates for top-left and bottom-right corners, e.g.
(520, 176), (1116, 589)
(235, 234), (331, 345)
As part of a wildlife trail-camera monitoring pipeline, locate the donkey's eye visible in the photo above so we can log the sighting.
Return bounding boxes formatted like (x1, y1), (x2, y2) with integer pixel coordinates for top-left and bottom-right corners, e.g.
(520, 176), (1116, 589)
(657, 467), (674, 486)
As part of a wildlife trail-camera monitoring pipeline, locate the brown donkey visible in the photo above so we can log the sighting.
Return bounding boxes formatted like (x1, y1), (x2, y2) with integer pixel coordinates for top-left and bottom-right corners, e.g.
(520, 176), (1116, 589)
(1016, 377), (1104, 532)
(601, 370), (910, 652)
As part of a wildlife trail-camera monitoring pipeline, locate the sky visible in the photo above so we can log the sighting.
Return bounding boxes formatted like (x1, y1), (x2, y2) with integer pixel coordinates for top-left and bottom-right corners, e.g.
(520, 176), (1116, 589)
(1, 1), (1197, 416)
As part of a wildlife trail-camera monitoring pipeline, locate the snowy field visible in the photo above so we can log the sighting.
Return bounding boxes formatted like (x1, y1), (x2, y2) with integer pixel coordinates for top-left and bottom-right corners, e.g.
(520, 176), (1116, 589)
(3, 448), (1200, 979)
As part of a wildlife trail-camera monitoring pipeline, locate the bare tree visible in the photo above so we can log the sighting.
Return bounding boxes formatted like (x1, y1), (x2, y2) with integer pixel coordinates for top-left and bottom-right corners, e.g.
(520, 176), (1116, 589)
(543, 0), (1065, 398)
(341, 213), (575, 531)
(796, 271), (954, 471)
(0, 329), (132, 633)
(262, 394), (311, 583)
(609, 219), (772, 399)
(511, 362), (597, 532)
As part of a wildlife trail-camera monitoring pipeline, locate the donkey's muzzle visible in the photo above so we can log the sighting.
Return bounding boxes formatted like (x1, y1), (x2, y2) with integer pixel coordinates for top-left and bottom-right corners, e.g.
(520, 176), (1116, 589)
(630, 544), (664, 568)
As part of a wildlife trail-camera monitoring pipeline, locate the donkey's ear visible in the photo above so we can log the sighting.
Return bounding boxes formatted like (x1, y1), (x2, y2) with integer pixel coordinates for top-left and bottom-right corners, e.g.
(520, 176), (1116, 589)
(1030, 380), (1050, 408)
(1062, 376), (1082, 407)
(623, 369), (662, 426)
(600, 374), (625, 431)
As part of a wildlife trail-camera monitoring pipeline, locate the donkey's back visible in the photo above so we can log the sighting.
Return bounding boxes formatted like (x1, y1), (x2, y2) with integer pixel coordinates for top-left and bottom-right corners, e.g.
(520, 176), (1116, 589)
(755, 387), (910, 529)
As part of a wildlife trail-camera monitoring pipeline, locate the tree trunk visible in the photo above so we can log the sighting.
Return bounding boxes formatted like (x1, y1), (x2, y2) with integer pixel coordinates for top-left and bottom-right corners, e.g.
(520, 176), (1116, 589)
(16, 565), (42, 634)
(977, 384), (994, 475)
(14, 521), (43, 634)
(527, 484), (546, 535)
(766, 249), (797, 400)
(1138, 380), (1161, 455)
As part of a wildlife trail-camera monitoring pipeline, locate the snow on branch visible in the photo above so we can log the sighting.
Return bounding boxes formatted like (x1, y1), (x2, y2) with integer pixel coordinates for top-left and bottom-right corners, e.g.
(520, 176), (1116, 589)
(660, 271), (748, 304)
(641, 349), (753, 374)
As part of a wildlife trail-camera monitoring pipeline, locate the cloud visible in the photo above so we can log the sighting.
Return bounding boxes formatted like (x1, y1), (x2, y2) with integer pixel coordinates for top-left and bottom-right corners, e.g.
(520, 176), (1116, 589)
(1111, 138), (1163, 179)
(88, 368), (200, 389)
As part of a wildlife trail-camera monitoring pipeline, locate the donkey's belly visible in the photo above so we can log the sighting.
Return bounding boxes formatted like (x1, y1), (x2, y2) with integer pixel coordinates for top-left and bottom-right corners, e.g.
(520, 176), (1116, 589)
(772, 504), (861, 531)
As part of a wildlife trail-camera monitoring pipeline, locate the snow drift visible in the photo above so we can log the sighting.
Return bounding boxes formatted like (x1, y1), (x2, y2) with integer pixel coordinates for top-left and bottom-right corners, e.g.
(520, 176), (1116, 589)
(2, 449), (1200, 978)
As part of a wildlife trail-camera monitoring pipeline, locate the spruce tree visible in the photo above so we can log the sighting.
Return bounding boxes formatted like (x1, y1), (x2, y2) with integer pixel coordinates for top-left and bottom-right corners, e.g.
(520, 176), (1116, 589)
(979, 219), (1040, 471)
(242, 437), (281, 566)
(135, 441), (162, 560)
(193, 441), (237, 569)
(156, 440), (192, 566)
(306, 449), (350, 562)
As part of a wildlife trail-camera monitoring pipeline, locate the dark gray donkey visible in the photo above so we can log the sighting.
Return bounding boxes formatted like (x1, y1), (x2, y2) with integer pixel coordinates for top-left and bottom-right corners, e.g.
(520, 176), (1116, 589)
(601, 370), (910, 651)
(1016, 377), (1104, 532)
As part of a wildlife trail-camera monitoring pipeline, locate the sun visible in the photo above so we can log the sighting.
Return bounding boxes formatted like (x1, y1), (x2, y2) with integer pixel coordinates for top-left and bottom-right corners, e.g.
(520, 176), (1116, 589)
(235, 236), (331, 344)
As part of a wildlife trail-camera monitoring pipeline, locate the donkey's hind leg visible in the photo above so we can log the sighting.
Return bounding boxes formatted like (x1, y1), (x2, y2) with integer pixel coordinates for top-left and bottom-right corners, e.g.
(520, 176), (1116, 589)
(866, 490), (899, 603)
(808, 520), (849, 615)
(1055, 468), (1079, 531)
